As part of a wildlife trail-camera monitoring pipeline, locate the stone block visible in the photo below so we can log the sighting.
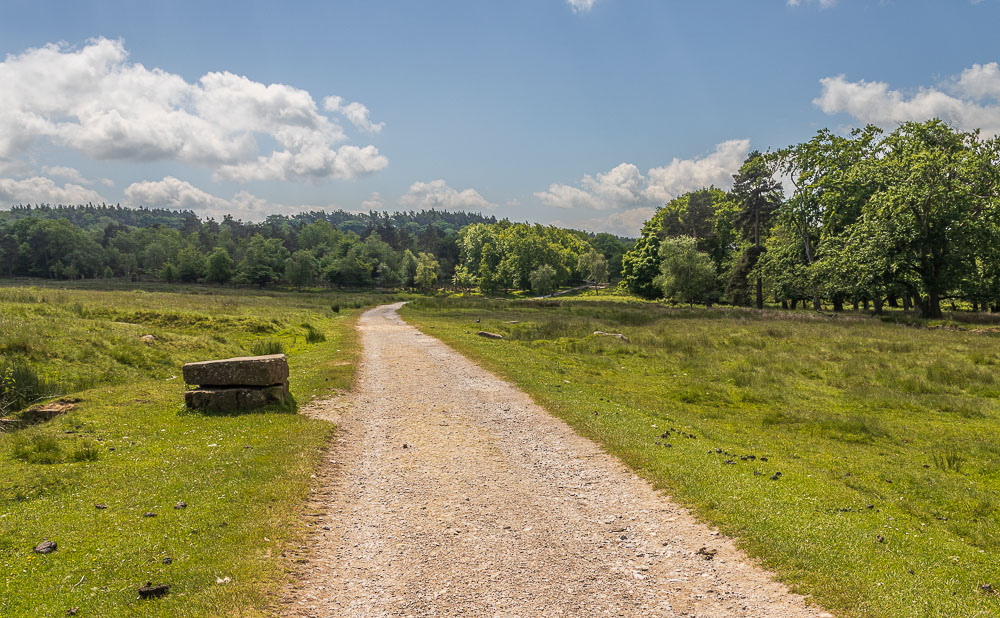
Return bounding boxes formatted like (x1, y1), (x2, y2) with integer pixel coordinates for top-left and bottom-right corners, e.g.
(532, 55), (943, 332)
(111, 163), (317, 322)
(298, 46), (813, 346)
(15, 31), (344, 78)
(182, 354), (289, 387)
(184, 383), (289, 412)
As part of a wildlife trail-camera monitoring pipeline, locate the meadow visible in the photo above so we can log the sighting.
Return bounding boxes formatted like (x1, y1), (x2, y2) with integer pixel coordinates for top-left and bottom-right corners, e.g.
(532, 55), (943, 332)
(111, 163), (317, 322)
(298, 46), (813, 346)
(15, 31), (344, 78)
(403, 295), (1000, 617)
(0, 283), (387, 617)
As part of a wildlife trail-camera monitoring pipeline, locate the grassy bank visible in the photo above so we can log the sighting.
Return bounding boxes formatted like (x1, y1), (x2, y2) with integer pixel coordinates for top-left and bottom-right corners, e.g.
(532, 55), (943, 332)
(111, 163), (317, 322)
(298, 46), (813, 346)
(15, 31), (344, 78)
(403, 296), (1000, 617)
(0, 284), (379, 616)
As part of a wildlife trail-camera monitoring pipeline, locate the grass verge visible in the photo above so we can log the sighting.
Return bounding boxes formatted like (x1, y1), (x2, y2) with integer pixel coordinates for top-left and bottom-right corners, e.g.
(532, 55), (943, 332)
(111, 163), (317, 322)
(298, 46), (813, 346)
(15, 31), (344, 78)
(402, 296), (1000, 618)
(0, 283), (376, 616)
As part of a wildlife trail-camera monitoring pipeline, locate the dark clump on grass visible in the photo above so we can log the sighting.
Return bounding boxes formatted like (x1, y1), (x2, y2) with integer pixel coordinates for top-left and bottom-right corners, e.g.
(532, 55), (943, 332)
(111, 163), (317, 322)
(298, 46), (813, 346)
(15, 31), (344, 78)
(11, 433), (99, 464)
(0, 360), (65, 416)
(247, 339), (284, 356)
(932, 447), (966, 473)
(303, 323), (326, 343)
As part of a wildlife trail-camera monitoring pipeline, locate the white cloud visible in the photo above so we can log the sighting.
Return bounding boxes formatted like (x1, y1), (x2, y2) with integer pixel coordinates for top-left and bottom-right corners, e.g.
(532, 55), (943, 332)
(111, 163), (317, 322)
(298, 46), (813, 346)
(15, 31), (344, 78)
(955, 62), (1000, 101)
(124, 176), (230, 212)
(534, 139), (750, 211)
(566, 0), (598, 13)
(399, 179), (495, 211)
(323, 96), (385, 134)
(122, 176), (340, 220)
(787, 0), (836, 7)
(361, 192), (384, 210)
(42, 166), (91, 185)
(0, 176), (106, 205)
(814, 63), (1000, 135)
(0, 38), (386, 181)
(555, 206), (657, 237)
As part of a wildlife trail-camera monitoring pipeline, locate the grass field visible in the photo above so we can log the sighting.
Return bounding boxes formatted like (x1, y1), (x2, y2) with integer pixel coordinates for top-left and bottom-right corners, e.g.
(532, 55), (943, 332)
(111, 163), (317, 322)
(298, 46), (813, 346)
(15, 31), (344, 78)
(402, 295), (1000, 617)
(0, 283), (388, 617)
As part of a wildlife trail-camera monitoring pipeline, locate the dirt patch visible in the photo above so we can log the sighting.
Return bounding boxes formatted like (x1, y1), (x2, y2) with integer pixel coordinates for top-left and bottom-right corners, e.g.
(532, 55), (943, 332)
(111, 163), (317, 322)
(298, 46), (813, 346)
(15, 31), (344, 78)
(281, 303), (831, 616)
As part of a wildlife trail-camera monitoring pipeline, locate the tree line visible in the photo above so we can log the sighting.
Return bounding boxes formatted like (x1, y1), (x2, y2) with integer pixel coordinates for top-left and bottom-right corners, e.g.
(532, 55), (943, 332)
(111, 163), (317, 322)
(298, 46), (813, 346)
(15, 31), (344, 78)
(621, 119), (1000, 318)
(0, 205), (632, 293)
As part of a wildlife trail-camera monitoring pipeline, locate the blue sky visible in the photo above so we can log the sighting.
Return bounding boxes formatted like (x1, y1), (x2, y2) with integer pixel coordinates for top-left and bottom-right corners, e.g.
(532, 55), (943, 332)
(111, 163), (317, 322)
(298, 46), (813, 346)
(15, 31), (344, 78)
(1, 0), (998, 235)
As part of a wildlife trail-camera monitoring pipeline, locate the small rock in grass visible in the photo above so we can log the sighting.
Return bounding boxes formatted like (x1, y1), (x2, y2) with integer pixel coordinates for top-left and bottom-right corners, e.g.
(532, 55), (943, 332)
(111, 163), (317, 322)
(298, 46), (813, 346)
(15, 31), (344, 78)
(34, 540), (57, 554)
(143, 512), (157, 518)
(95, 504), (108, 510)
(981, 583), (996, 595)
(174, 501), (187, 510)
(770, 473), (781, 481)
(138, 583), (170, 599)
(876, 535), (885, 543)
(163, 557), (172, 565)
(67, 608), (79, 616)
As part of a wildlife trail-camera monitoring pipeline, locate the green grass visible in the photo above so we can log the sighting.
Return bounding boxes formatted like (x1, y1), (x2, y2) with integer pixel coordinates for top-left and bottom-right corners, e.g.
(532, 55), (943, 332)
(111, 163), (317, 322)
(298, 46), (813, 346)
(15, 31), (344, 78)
(402, 296), (1000, 617)
(0, 283), (384, 617)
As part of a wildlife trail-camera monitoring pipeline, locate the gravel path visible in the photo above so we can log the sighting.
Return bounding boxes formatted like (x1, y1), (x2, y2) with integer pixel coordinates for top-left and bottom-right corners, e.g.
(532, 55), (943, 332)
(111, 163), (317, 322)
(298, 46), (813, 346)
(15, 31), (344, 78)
(281, 303), (831, 617)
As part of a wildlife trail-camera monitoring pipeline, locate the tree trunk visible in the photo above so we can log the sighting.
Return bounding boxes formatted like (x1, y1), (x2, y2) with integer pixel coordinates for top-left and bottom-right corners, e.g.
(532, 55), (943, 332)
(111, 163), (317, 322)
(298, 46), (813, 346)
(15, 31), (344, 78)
(902, 295), (911, 311)
(887, 294), (899, 308)
(781, 300), (788, 310)
(972, 300), (978, 313)
(791, 299), (798, 310)
(832, 295), (844, 312)
(755, 275), (763, 310)
(919, 290), (943, 319)
(852, 300), (860, 311)
(812, 296), (821, 311)
(873, 297), (884, 315)
(863, 299), (870, 312)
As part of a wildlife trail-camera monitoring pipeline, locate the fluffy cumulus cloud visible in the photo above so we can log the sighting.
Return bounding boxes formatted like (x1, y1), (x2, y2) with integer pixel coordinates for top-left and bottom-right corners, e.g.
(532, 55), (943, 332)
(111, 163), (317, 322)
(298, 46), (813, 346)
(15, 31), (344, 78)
(535, 139), (749, 212)
(815, 62), (1000, 135)
(555, 206), (658, 237)
(0, 176), (106, 205)
(124, 176), (230, 212)
(123, 176), (339, 220)
(566, 0), (598, 13)
(399, 179), (496, 211)
(0, 38), (387, 182)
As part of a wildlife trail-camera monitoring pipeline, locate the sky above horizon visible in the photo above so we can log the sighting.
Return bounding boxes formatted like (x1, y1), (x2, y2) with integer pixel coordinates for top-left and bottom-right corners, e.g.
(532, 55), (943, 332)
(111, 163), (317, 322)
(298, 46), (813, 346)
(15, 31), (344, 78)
(1, 0), (999, 236)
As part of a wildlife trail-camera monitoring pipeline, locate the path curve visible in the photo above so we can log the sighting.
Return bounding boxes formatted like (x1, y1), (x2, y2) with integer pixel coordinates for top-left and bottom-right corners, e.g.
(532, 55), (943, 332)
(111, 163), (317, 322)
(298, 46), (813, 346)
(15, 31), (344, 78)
(282, 303), (830, 617)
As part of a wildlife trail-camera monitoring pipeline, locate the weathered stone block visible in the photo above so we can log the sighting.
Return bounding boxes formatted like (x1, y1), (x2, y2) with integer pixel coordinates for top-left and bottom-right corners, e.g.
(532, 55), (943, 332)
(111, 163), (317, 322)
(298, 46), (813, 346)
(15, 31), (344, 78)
(182, 354), (289, 387)
(184, 383), (289, 412)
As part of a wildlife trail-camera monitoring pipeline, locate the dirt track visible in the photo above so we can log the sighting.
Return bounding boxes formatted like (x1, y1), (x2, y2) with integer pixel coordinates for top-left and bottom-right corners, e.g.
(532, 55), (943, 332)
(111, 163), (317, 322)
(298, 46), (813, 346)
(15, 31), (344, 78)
(281, 303), (831, 617)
